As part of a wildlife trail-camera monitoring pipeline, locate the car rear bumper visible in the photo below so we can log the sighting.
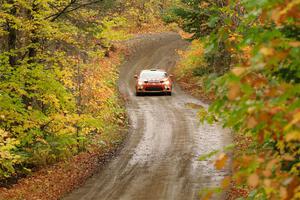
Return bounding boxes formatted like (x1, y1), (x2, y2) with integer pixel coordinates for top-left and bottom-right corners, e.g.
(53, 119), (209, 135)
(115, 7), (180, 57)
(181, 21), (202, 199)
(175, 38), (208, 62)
(136, 84), (172, 93)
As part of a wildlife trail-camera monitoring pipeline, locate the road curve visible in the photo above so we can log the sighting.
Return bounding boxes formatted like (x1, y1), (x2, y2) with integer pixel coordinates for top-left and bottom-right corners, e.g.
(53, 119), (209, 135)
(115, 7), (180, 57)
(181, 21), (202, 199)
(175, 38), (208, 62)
(64, 32), (231, 200)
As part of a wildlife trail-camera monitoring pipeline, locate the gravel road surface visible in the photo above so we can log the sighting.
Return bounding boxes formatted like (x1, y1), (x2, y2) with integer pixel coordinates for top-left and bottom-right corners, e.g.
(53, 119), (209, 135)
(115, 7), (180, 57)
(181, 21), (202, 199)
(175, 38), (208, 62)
(64, 32), (231, 200)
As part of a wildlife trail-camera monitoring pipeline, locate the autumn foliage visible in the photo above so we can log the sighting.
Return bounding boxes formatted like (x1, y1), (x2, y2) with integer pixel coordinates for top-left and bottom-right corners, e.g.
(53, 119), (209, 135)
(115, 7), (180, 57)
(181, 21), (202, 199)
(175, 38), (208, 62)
(168, 0), (300, 199)
(0, 0), (176, 189)
(0, 0), (129, 181)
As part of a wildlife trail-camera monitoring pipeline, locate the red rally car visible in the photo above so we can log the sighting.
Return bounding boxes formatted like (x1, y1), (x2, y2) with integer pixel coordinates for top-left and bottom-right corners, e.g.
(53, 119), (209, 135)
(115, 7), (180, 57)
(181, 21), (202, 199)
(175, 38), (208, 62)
(134, 69), (173, 96)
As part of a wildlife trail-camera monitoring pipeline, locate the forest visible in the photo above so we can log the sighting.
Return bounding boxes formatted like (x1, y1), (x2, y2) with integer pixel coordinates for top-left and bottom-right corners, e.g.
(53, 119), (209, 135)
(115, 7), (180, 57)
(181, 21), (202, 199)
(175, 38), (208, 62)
(1, 0), (300, 199)
(0, 0), (171, 181)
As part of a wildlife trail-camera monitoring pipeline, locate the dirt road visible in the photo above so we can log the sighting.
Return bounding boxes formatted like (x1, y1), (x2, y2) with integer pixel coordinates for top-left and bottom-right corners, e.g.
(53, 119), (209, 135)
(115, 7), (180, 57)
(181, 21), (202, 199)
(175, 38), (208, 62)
(64, 33), (231, 200)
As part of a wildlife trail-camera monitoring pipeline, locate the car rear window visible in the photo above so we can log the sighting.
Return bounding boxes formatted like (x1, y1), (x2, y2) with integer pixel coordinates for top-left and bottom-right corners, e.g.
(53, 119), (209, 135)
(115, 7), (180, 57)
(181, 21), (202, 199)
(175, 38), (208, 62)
(140, 71), (167, 79)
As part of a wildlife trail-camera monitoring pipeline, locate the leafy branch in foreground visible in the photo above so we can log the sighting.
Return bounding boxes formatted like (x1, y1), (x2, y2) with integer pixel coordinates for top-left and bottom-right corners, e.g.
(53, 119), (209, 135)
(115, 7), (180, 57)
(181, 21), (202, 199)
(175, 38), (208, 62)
(167, 0), (300, 199)
(206, 0), (300, 199)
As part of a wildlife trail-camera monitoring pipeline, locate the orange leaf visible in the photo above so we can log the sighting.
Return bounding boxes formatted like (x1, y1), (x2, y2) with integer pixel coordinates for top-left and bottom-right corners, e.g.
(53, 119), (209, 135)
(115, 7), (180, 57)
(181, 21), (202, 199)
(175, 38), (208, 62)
(214, 153), (228, 170)
(280, 186), (288, 199)
(289, 41), (300, 47)
(247, 117), (258, 129)
(227, 83), (241, 100)
(179, 30), (195, 39)
(264, 179), (271, 187)
(258, 132), (265, 144)
(221, 176), (231, 189)
(260, 47), (274, 56)
(263, 170), (272, 178)
(266, 159), (278, 171)
(248, 173), (259, 188)
(258, 112), (270, 122)
(201, 191), (213, 200)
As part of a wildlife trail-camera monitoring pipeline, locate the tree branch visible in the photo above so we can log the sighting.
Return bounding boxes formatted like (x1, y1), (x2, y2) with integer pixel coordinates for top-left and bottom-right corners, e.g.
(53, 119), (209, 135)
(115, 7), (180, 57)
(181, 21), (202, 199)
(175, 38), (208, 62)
(46, 0), (104, 22)
(45, 0), (77, 22)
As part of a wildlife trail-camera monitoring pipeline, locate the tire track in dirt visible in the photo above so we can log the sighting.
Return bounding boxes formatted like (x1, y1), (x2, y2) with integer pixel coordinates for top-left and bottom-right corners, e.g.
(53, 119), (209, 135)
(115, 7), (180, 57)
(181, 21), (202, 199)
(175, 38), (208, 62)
(63, 32), (231, 200)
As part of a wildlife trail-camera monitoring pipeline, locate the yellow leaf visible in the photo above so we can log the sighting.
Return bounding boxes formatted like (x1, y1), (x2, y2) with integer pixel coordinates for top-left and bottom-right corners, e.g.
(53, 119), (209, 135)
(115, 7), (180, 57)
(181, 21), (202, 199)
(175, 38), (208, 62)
(248, 173), (259, 188)
(282, 154), (295, 161)
(285, 131), (300, 142)
(232, 67), (247, 76)
(214, 153), (228, 170)
(293, 112), (300, 121)
(260, 47), (274, 56)
(284, 111), (300, 130)
(229, 36), (236, 42)
(221, 176), (231, 189)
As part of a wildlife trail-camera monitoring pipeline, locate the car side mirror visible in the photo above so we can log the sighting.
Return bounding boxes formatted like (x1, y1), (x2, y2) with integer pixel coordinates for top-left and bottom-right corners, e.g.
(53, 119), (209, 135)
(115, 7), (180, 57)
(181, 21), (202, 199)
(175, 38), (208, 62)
(134, 75), (138, 79)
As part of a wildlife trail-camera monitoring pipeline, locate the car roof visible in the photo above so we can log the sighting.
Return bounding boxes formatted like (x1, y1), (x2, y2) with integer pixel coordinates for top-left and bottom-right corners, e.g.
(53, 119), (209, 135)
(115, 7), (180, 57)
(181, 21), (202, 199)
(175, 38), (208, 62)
(141, 69), (166, 73)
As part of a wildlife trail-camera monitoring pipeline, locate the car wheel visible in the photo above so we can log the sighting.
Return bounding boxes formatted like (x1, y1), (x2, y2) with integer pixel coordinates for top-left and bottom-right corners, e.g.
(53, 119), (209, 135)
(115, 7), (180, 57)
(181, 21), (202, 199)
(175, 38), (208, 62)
(136, 92), (143, 96)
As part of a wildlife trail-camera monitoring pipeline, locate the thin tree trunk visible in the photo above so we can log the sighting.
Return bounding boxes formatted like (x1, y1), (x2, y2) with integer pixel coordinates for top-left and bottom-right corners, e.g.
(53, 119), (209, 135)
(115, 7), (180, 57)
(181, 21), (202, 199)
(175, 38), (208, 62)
(7, 0), (17, 66)
(28, 1), (39, 61)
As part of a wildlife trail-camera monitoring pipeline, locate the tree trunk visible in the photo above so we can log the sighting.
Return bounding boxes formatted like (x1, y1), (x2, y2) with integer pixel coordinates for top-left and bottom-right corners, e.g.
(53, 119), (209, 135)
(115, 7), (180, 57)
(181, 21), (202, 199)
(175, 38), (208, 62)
(7, 0), (17, 66)
(28, 1), (39, 61)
